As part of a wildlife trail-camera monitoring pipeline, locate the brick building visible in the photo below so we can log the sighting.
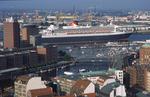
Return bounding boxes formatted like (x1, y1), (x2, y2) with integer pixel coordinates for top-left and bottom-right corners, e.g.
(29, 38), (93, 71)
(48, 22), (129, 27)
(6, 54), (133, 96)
(4, 17), (20, 48)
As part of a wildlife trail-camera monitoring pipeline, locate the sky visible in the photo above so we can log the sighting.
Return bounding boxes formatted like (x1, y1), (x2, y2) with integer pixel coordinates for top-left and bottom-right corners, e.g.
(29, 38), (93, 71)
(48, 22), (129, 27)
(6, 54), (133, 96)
(0, 0), (149, 10)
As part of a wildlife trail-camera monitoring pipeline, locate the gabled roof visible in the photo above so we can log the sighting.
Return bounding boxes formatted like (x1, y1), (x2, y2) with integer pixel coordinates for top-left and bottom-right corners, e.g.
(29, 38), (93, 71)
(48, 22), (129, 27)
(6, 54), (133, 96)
(29, 87), (53, 97)
(73, 79), (91, 90)
(71, 79), (92, 95)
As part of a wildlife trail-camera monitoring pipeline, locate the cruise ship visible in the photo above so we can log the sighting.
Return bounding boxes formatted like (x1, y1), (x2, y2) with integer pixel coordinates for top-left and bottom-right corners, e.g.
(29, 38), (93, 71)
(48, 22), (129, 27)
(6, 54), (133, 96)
(40, 21), (133, 44)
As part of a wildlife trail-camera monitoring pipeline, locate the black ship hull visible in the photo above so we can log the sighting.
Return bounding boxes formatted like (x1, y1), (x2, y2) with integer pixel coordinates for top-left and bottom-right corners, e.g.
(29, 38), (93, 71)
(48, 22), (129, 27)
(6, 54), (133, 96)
(41, 32), (132, 44)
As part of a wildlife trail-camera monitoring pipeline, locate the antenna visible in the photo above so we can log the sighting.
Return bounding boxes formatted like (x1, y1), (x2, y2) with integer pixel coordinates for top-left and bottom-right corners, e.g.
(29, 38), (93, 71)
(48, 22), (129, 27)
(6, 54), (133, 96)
(73, 5), (76, 15)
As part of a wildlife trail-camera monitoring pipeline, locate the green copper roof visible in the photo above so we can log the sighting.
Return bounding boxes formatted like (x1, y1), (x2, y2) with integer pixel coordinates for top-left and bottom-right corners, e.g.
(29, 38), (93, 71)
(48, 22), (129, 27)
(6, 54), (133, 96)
(79, 68), (117, 77)
(142, 43), (150, 48)
(80, 70), (107, 77)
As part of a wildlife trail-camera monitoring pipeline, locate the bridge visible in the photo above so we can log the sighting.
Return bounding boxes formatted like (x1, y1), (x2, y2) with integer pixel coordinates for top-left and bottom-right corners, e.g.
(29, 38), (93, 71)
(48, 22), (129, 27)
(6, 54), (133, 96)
(0, 61), (74, 81)
(0, 61), (75, 94)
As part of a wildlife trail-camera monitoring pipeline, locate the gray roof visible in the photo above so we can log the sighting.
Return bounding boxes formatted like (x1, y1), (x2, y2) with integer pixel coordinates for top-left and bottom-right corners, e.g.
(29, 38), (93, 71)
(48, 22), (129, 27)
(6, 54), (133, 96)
(136, 92), (150, 97)
(100, 82), (121, 95)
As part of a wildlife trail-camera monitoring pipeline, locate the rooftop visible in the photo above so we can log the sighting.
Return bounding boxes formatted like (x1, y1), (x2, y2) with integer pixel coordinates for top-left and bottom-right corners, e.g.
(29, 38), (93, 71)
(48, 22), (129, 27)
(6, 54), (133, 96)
(72, 79), (91, 90)
(16, 75), (32, 83)
(99, 75), (114, 81)
(71, 79), (92, 95)
(100, 82), (121, 95)
(58, 74), (82, 81)
(142, 43), (150, 48)
(29, 87), (53, 97)
(15, 74), (38, 83)
(136, 91), (150, 97)
(80, 70), (115, 78)
(55, 95), (75, 97)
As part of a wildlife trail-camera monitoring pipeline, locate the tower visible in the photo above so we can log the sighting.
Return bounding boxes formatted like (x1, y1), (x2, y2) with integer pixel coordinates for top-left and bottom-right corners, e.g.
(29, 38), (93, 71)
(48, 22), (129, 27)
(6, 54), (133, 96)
(3, 17), (20, 49)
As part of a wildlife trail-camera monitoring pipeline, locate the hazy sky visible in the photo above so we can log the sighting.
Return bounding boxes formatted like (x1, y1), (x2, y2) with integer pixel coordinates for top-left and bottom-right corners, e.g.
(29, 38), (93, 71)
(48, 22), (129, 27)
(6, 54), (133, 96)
(0, 0), (149, 10)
